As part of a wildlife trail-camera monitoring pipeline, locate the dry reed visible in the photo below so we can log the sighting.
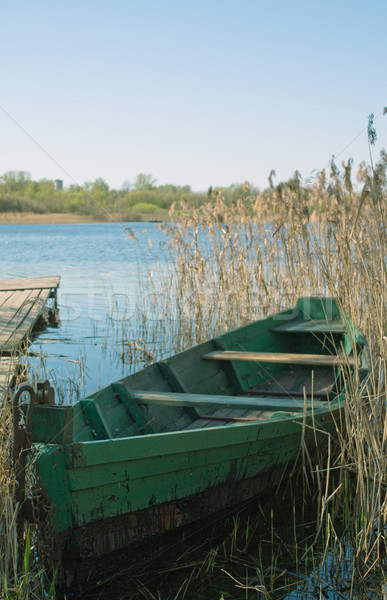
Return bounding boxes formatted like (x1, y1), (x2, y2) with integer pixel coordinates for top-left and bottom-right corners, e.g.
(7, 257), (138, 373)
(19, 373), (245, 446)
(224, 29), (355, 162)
(0, 393), (19, 587)
(133, 150), (386, 595)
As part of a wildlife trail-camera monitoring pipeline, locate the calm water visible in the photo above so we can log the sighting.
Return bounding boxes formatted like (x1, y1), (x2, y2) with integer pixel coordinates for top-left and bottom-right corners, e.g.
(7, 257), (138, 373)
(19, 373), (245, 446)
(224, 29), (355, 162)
(0, 222), (172, 399)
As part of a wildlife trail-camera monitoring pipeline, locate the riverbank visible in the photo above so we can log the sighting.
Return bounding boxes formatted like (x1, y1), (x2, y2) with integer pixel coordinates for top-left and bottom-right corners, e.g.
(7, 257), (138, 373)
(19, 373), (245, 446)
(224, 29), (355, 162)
(0, 212), (168, 224)
(0, 212), (106, 224)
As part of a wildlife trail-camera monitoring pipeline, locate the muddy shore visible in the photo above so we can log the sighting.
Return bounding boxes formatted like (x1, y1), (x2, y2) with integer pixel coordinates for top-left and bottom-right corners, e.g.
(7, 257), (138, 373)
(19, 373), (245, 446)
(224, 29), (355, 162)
(0, 212), (119, 225)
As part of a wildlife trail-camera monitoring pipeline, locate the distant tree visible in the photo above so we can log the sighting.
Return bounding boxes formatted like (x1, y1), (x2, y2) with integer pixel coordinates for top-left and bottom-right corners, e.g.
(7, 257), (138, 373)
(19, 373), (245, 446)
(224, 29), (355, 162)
(35, 179), (56, 201)
(0, 170), (31, 192)
(91, 178), (109, 193)
(133, 173), (157, 191)
(67, 184), (83, 193)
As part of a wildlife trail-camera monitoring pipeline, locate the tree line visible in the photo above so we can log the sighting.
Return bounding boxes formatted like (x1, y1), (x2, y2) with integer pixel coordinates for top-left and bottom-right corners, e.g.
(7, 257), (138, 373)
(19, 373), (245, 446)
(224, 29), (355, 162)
(0, 171), (262, 220)
(0, 156), (383, 221)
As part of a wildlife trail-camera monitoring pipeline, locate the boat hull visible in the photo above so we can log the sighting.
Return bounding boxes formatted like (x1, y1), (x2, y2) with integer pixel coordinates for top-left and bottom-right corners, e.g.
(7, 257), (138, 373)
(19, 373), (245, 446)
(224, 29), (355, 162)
(53, 464), (287, 596)
(26, 296), (368, 595)
(36, 406), (340, 596)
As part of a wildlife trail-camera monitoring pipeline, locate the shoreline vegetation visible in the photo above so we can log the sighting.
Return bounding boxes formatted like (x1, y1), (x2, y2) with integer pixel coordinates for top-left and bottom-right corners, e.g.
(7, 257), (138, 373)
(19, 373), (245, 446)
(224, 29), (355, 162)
(125, 137), (386, 597)
(0, 211), (107, 224)
(1, 116), (386, 598)
(0, 156), (380, 225)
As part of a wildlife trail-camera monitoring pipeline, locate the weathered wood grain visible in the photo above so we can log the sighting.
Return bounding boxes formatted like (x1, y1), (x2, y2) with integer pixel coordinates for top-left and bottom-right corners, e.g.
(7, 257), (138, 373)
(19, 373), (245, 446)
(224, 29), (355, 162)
(0, 276), (60, 291)
(0, 276), (60, 353)
(0, 356), (15, 395)
(270, 319), (347, 333)
(203, 350), (357, 367)
(0, 276), (60, 397)
(132, 389), (327, 411)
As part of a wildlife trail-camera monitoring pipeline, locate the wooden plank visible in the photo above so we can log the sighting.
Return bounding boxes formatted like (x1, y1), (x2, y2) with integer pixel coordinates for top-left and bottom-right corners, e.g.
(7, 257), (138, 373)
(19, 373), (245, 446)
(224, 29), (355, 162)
(247, 388), (330, 400)
(158, 361), (199, 419)
(0, 276), (60, 291)
(0, 290), (44, 350)
(0, 288), (54, 352)
(201, 413), (264, 423)
(0, 290), (33, 328)
(270, 319), (347, 333)
(132, 390), (327, 412)
(203, 350), (357, 367)
(166, 340), (236, 396)
(213, 317), (295, 392)
(0, 290), (37, 347)
(0, 291), (14, 308)
(184, 407), (241, 430)
(81, 401), (114, 439)
(200, 408), (264, 424)
(0, 356), (15, 395)
(111, 382), (154, 434)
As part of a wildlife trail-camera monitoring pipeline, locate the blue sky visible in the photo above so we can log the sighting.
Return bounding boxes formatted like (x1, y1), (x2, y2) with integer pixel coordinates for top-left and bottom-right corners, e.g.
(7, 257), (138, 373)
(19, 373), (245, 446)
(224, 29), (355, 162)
(1, 0), (386, 191)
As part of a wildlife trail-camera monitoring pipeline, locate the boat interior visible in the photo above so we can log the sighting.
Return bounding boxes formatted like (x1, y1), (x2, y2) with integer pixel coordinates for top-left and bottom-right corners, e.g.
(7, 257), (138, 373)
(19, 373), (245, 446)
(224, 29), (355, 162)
(30, 298), (369, 444)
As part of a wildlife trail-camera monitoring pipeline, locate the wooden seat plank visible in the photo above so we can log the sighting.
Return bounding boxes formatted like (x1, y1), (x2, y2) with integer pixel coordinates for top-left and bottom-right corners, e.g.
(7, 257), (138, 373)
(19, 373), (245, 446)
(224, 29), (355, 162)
(270, 319), (347, 333)
(132, 390), (327, 412)
(203, 350), (357, 367)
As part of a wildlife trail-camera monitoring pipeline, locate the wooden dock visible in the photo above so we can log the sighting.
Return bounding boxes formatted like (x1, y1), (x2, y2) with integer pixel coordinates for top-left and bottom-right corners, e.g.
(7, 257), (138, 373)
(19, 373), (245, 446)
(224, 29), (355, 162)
(0, 276), (60, 395)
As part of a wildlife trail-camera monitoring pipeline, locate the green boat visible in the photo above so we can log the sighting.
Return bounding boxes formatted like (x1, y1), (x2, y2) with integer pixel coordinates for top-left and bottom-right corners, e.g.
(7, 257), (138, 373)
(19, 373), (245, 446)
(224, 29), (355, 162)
(15, 297), (369, 596)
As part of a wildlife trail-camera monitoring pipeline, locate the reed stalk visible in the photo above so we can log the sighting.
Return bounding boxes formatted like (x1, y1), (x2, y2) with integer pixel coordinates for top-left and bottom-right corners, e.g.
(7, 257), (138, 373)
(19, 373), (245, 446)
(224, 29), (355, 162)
(132, 142), (386, 597)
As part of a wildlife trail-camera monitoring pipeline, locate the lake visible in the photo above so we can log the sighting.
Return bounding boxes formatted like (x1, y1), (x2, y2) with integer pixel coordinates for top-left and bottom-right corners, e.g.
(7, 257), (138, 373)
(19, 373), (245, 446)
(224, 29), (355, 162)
(0, 221), (172, 399)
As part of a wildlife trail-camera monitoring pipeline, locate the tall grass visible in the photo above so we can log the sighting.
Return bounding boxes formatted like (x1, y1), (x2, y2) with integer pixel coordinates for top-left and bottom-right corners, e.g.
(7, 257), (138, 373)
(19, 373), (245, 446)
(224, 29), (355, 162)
(0, 362), (57, 599)
(0, 389), (19, 590)
(132, 146), (386, 595)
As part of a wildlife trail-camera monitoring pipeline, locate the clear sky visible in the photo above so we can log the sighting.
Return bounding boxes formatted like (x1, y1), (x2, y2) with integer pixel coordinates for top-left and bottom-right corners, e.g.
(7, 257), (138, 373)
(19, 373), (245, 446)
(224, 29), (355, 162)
(1, 0), (386, 192)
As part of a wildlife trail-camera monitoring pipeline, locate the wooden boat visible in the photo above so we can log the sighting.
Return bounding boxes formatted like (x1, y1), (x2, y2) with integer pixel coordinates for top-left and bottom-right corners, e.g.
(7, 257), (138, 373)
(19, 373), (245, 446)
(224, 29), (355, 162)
(18, 297), (369, 596)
